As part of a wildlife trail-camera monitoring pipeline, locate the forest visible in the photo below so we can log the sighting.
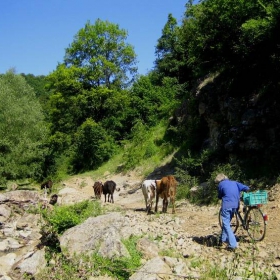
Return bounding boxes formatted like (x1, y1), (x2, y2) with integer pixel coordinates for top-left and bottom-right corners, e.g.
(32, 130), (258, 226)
(1, 0), (280, 200)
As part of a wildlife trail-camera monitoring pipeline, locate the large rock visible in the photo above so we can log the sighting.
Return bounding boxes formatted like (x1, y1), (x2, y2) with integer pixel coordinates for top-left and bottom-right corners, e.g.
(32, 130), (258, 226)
(10, 248), (47, 279)
(0, 252), (17, 275)
(136, 237), (159, 259)
(59, 212), (130, 259)
(4, 190), (41, 203)
(0, 204), (11, 222)
(129, 256), (172, 280)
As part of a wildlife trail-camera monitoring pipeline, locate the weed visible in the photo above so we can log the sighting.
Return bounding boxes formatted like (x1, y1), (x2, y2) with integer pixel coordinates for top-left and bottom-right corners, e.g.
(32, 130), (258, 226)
(41, 200), (102, 234)
(79, 180), (87, 188)
(190, 257), (203, 268)
(159, 247), (180, 258)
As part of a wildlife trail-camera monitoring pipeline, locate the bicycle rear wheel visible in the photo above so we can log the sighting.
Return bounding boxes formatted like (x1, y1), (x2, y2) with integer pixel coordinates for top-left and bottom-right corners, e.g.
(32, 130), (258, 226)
(218, 208), (239, 233)
(246, 207), (266, 241)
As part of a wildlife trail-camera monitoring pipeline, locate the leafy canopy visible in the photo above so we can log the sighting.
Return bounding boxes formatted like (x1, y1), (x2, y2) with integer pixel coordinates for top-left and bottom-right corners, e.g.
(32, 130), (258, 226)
(0, 70), (48, 183)
(64, 19), (138, 89)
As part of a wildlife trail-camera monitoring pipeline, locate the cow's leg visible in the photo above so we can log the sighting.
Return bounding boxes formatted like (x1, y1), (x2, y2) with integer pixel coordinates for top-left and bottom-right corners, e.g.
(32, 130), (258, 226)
(171, 197), (175, 214)
(144, 196), (148, 211)
(147, 200), (153, 214)
(163, 198), (168, 213)
(155, 194), (159, 213)
(147, 199), (151, 213)
(111, 193), (114, 203)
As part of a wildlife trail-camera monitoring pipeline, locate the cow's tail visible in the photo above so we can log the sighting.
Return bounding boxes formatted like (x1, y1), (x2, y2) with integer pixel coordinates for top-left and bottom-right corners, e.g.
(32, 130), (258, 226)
(128, 185), (142, 194)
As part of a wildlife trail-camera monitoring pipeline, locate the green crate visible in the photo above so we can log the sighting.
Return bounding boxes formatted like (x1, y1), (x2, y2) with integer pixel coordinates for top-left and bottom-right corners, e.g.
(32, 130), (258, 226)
(243, 190), (268, 206)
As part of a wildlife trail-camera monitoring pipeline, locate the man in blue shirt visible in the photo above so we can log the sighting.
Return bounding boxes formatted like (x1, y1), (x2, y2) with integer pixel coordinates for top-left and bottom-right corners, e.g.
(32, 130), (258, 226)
(215, 173), (250, 251)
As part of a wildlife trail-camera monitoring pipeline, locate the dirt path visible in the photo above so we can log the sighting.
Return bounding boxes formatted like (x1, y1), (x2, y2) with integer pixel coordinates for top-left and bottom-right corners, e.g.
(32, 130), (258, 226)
(60, 173), (280, 253)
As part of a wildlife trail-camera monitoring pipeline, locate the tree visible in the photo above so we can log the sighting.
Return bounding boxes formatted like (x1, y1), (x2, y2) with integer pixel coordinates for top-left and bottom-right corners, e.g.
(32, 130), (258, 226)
(0, 70), (49, 184)
(63, 19), (137, 89)
(182, 0), (280, 77)
(45, 19), (139, 173)
(70, 118), (116, 172)
(129, 74), (179, 126)
(155, 14), (180, 80)
(154, 14), (189, 84)
(20, 73), (47, 99)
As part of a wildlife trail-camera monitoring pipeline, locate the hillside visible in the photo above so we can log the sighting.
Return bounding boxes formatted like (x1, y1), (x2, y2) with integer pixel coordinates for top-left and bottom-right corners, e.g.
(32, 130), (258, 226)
(1, 171), (280, 278)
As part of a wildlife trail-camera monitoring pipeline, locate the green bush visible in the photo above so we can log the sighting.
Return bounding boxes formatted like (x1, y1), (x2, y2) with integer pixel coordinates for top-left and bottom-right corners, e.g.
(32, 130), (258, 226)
(42, 200), (102, 234)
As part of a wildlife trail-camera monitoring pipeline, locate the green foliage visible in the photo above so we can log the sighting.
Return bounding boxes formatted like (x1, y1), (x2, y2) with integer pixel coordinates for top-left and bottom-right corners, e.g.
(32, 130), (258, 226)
(180, 0), (280, 78)
(20, 73), (48, 100)
(42, 200), (102, 234)
(45, 19), (141, 174)
(155, 14), (187, 83)
(121, 235), (142, 273)
(0, 70), (49, 183)
(205, 163), (244, 204)
(36, 235), (142, 280)
(64, 19), (137, 89)
(175, 174), (197, 201)
(209, 163), (244, 183)
(70, 118), (117, 172)
(121, 121), (174, 171)
(129, 74), (180, 126)
(174, 150), (246, 204)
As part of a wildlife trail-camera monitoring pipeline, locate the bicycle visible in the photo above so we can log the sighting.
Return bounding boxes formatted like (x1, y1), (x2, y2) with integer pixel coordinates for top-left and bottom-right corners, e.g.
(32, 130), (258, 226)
(218, 190), (268, 242)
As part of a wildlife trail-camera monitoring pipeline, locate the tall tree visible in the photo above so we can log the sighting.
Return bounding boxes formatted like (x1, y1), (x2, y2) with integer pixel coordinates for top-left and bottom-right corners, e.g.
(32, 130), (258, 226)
(182, 0), (280, 77)
(0, 70), (48, 184)
(63, 19), (137, 89)
(46, 19), (138, 172)
(155, 14), (180, 80)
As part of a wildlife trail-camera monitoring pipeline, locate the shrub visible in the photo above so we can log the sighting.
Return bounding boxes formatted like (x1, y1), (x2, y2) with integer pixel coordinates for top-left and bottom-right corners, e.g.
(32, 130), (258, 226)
(42, 200), (102, 234)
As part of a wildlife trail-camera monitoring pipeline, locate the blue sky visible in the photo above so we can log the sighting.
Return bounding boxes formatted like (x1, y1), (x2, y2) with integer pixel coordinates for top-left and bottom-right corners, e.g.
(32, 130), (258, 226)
(1, 0), (188, 76)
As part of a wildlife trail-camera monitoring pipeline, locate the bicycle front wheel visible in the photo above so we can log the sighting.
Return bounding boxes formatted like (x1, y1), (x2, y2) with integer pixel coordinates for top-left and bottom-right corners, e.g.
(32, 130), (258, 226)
(246, 207), (266, 242)
(218, 208), (239, 234)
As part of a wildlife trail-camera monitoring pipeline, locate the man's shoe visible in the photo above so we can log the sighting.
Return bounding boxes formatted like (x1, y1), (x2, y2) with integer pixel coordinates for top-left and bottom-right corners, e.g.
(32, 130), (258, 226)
(226, 247), (237, 252)
(217, 241), (228, 249)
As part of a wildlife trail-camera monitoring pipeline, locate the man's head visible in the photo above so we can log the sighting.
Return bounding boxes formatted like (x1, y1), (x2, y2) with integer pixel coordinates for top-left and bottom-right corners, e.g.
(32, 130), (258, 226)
(215, 173), (228, 184)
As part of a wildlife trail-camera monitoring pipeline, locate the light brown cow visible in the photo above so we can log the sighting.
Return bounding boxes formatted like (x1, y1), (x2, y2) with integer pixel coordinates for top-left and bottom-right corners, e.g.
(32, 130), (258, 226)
(155, 175), (177, 214)
(93, 181), (103, 199)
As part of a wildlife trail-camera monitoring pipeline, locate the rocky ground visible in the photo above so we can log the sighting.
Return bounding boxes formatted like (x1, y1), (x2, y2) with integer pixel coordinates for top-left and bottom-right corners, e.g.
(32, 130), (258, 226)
(58, 172), (280, 278)
(1, 171), (280, 279)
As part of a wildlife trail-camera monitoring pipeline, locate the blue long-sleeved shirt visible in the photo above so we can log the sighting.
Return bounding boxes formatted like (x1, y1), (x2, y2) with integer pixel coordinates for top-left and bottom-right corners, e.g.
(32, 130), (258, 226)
(218, 179), (250, 209)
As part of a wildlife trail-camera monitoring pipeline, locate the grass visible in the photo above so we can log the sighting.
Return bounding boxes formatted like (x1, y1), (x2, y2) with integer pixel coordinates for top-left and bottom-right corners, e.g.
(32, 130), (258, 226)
(79, 120), (178, 181)
(41, 200), (103, 234)
(35, 235), (142, 280)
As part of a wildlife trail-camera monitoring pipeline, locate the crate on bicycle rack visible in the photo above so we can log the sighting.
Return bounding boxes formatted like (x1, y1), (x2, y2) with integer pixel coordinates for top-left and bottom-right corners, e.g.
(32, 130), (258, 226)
(243, 190), (268, 206)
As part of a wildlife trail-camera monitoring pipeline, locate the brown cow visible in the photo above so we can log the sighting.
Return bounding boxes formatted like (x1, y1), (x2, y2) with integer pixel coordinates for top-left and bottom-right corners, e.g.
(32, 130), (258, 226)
(102, 180), (120, 203)
(155, 175), (177, 214)
(49, 194), (58, 205)
(93, 181), (103, 199)
(41, 180), (53, 193)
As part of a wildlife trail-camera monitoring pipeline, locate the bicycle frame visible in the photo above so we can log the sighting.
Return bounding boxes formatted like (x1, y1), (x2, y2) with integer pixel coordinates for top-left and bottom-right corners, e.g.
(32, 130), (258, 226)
(236, 206), (252, 230)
